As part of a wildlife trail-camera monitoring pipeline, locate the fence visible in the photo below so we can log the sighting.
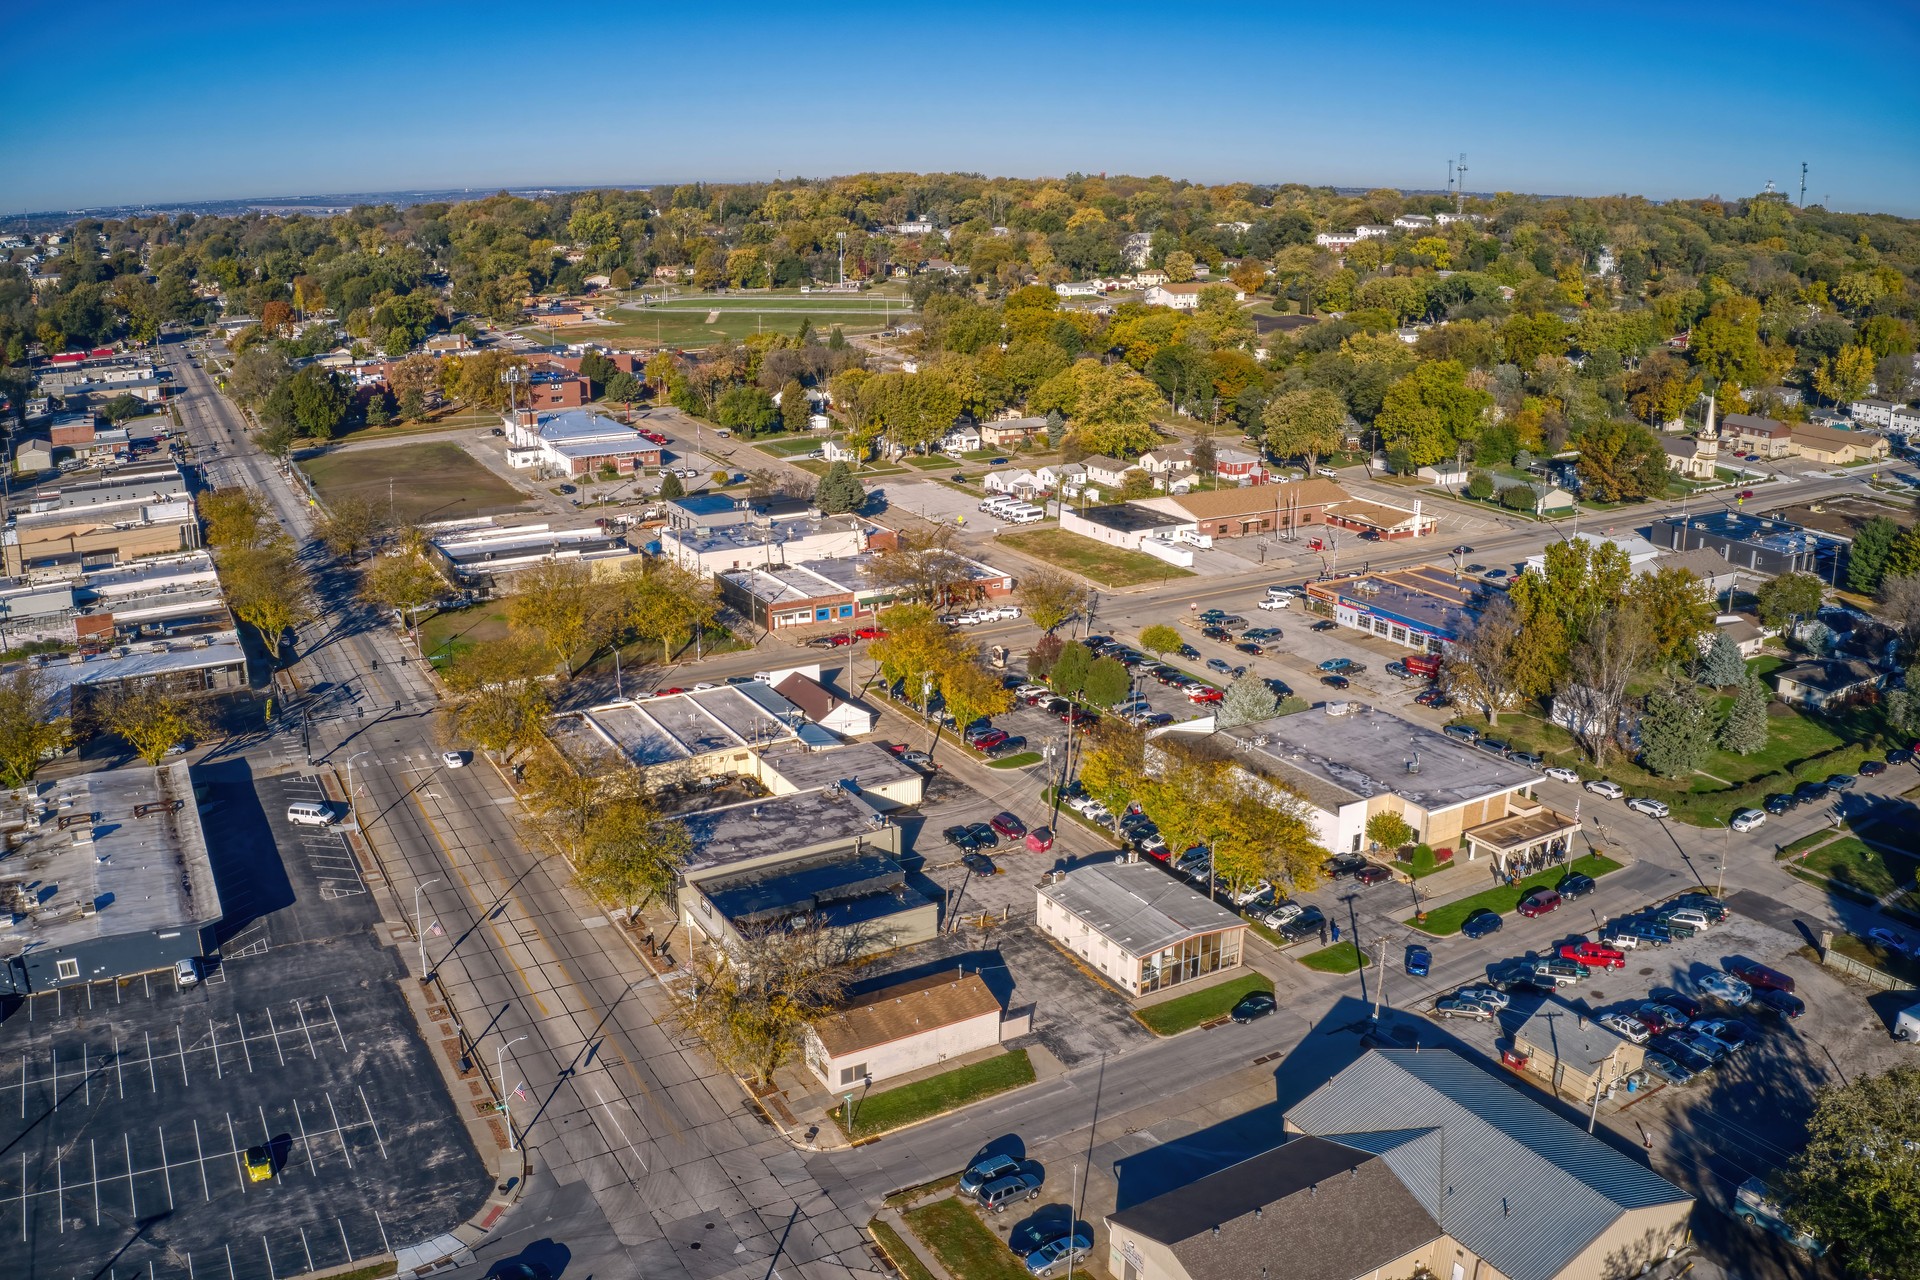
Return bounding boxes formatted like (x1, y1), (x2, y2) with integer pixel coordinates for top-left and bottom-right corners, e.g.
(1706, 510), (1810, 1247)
(1821, 946), (1916, 992)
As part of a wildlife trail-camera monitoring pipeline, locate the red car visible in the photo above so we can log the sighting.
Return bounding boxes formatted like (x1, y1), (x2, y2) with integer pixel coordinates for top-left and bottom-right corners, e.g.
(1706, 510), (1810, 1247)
(989, 811), (1028, 838)
(854, 627), (887, 640)
(1560, 941), (1625, 969)
(1025, 826), (1054, 853)
(1724, 959), (1795, 994)
(1188, 686), (1223, 704)
(1518, 888), (1561, 918)
(1354, 863), (1391, 885)
(969, 730), (1010, 752)
(652, 687), (686, 697)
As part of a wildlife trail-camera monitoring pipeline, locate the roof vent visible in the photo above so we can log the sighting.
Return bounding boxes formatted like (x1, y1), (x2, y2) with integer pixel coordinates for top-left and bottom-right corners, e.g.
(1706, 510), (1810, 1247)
(1407, 753), (1422, 775)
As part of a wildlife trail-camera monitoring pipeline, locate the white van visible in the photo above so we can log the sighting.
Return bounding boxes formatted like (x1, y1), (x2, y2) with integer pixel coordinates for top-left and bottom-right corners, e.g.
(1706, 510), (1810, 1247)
(1005, 504), (1044, 524)
(1896, 1002), (1920, 1042)
(286, 801), (337, 827)
(978, 496), (1009, 512)
(983, 497), (1020, 517)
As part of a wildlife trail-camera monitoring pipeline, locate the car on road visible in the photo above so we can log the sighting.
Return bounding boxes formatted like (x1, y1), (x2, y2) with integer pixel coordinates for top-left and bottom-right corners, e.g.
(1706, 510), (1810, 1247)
(1434, 996), (1494, 1020)
(990, 811), (1028, 838)
(441, 750), (467, 769)
(1024, 1232), (1093, 1277)
(1556, 871), (1596, 899)
(1583, 779), (1625, 799)
(976, 1170), (1044, 1212)
(959, 1154), (1022, 1196)
(1600, 1012), (1651, 1044)
(1625, 796), (1670, 818)
(962, 852), (997, 876)
(1543, 765), (1580, 784)
(244, 1144), (274, 1183)
(1752, 988), (1805, 1019)
(1231, 991), (1278, 1023)
(1320, 674), (1351, 690)
(1859, 759), (1888, 777)
(1518, 888), (1561, 918)
(1730, 808), (1767, 832)
(1311, 620), (1338, 632)
(1405, 944), (1432, 976)
(1461, 909), (1504, 939)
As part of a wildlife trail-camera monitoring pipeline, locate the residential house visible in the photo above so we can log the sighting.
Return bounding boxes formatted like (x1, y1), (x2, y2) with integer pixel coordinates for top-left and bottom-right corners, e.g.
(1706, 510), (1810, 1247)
(1138, 446), (1194, 478)
(978, 416), (1047, 449)
(1773, 658), (1881, 711)
(1790, 421), (1889, 464)
(1143, 282), (1245, 311)
(1890, 403), (1920, 433)
(1035, 862), (1246, 998)
(1080, 456), (1137, 489)
(1053, 281), (1103, 298)
(1315, 231), (1363, 249)
(1851, 398), (1900, 427)
(1131, 269), (1168, 289)
(13, 436), (56, 474)
(1710, 612), (1768, 659)
(1392, 213), (1435, 229)
(805, 971), (1013, 1090)
(981, 468), (1040, 497)
(1211, 446), (1266, 485)
(821, 438), (866, 464)
(773, 672), (877, 737)
(1035, 461), (1086, 491)
(1123, 232), (1154, 269)
(1723, 412), (1794, 459)
(940, 423), (982, 454)
(1354, 224), (1394, 239)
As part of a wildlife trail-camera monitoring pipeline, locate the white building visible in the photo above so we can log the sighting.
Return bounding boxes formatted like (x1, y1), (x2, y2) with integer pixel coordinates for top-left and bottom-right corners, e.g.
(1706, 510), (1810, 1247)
(1392, 214), (1435, 230)
(503, 409), (662, 478)
(1851, 398), (1902, 427)
(1143, 282), (1245, 311)
(1054, 281), (1103, 298)
(805, 971), (1011, 1089)
(1035, 862), (1246, 998)
(1315, 232), (1363, 249)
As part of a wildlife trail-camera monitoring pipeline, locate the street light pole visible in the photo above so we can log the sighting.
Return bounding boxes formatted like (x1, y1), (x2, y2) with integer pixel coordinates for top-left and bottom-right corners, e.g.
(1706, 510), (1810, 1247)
(345, 750), (369, 828)
(497, 1034), (528, 1150)
(414, 878), (441, 980)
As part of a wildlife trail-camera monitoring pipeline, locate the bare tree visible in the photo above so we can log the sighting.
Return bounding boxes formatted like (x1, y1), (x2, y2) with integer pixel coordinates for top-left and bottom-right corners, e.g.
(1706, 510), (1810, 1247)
(1446, 594), (1523, 726)
(1555, 607), (1655, 764)
(1878, 573), (1920, 658)
(674, 919), (865, 1087)
(1016, 567), (1090, 633)
(860, 524), (979, 607)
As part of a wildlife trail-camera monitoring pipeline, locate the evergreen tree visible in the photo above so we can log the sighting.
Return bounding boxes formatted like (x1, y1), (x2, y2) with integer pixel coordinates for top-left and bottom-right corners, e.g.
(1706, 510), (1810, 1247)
(1694, 632), (1748, 687)
(1217, 674), (1279, 727)
(1849, 516), (1898, 594)
(815, 461), (865, 514)
(1884, 663), (1920, 740)
(1639, 678), (1715, 777)
(1719, 673), (1770, 756)
(658, 471), (686, 499)
(1044, 409), (1065, 447)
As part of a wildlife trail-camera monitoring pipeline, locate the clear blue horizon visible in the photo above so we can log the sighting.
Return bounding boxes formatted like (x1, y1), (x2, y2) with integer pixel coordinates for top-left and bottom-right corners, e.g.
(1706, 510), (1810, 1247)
(5, 0), (1918, 216)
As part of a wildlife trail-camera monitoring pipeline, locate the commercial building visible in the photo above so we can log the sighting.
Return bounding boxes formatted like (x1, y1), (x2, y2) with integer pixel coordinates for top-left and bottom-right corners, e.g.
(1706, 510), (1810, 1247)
(0, 550), (230, 648)
(1723, 412), (1794, 459)
(1648, 510), (1846, 579)
(716, 549), (1012, 628)
(0, 764), (224, 996)
(660, 514), (884, 575)
(425, 518), (636, 585)
(1034, 861), (1245, 998)
(1510, 1002), (1649, 1102)
(773, 671), (877, 736)
(804, 970), (1014, 1089)
(1521, 531), (1662, 577)
(3, 463), (200, 577)
(1131, 479), (1435, 543)
(674, 788), (936, 959)
(1788, 421), (1889, 465)
(1167, 704), (1573, 870)
(502, 408), (662, 478)
(1302, 564), (1489, 651)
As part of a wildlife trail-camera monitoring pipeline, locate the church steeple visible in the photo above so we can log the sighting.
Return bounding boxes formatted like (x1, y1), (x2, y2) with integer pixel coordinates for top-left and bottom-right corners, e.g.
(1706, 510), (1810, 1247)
(1697, 391), (1720, 470)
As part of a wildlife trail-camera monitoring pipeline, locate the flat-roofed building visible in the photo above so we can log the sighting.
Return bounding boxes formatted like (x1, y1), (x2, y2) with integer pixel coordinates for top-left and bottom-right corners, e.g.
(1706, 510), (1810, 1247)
(804, 971), (1010, 1089)
(0, 551), (235, 648)
(1649, 510), (1846, 579)
(717, 550), (1012, 629)
(1164, 703), (1573, 870)
(661, 514), (881, 575)
(1303, 564), (1490, 651)
(426, 518), (636, 584)
(3, 463), (200, 576)
(1035, 861), (1245, 998)
(548, 680), (826, 784)
(0, 764), (223, 995)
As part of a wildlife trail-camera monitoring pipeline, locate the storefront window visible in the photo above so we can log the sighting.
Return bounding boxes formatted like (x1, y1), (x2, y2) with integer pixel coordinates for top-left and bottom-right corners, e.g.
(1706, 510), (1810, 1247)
(1138, 930), (1233, 994)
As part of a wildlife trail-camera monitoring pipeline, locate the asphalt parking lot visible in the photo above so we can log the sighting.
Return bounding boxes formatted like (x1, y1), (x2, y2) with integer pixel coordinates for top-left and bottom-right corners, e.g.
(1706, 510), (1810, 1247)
(0, 763), (488, 1280)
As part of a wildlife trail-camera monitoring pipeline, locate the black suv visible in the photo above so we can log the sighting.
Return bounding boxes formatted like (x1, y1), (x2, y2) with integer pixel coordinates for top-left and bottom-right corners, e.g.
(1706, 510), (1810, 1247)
(1763, 793), (1796, 816)
(1323, 855), (1368, 878)
(1279, 906), (1327, 942)
(1793, 780), (1831, 803)
(1556, 871), (1596, 899)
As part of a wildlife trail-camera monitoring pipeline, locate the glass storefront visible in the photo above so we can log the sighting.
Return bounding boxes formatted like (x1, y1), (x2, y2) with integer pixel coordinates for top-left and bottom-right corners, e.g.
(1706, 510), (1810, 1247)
(1136, 928), (1242, 994)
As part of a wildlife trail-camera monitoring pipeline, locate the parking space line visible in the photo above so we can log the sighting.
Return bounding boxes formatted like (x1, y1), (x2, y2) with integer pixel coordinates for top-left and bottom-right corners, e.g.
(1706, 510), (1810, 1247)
(300, 1226), (314, 1273)
(294, 1001), (317, 1057)
(235, 1015), (254, 1072)
(124, 1131), (136, 1219)
(263, 1234), (276, 1280)
(265, 1008), (286, 1066)
(54, 1148), (61, 1232)
(82, 1043), (90, 1106)
(193, 1119), (209, 1200)
(92, 1138), (99, 1225)
(208, 1019), (223, 1079)
(224, 1113), (245, 1196)
(293, 1099), (317, 1174)
(114, 1036), (124, 1100)
(49, 1047), (57, 1111)
(324, 1093), (353, 1169)
(159, 1126), (174, 1210)
(323, 996), (347, 1052)
(337, 1218), (353, 1262)
(146, 1032), (156, 1092)
(178, 1026), (189, 1086)
(355, 1086), (387, 1160)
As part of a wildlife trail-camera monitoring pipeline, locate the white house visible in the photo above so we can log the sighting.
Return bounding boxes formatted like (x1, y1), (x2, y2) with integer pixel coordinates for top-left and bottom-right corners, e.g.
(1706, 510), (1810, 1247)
(983, 468), (1040, 496)
(1891, 404), (1920, 434)
(1355, 225), (1394, 239)
(1081, 456), (1136, 489)
(822, 438), (866, 464)
(1850, 398), (1899, 427)
(1139, 446), (1194, 477)
(1392, 214), (1435, 230)
(1131, 269), (1169, 289)
(1054, 281), (1103, 298)
(1314, 231), (1362, 249)
(1035, 462), (1085, 490)
(503, 409), (662, 478)
(1144, 282), (1246, 311)
(940, 424), (982, 453)
(773, 672), (878, 736)
(1123, 232), (1154, 269)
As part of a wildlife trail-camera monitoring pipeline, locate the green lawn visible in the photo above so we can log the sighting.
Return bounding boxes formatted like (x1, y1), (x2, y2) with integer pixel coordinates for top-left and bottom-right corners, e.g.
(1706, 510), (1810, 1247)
(1409, 853), (1623, 936)
(420, 604), (510, 668)
(754, 436), (829, 457)
(1797, 838), (1916, 900)
(901, 1199), (1028, 1280)
(999, 528), (1194, 587)
(839, 1051), (1035, 1138)
(1299, 941), (1370, 973)
(529, 296), (910, 347)
(1134, 973), (1272, 1036)
(987, 751), (1042, 769)
(867, 1220), (937, 1280)
(1830, 933), (1920, 986)
(302, 441), (530, 523)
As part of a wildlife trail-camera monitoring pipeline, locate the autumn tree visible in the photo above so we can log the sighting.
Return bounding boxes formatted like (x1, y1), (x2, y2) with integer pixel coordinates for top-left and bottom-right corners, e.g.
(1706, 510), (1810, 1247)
(1446, 593), (1524, 725)
(1784, 1064), (1920, 1279)
(1016, 568), (1090, 633)
(1031, 359), (1162, 458)
(0, 667), (71, 786)
(1262, 386), (1347, 474)
(223, 536), (315, 663)
(361, 545), (447, 624)
(105, 688), (208, 764)
(859, 524), (978, 607)
(621, 558), (719, 663)
(1365, 812), (1416, 853)
(1574, 420), (1669, 502)
(442, 637), (552, 761)
(1375, 360), (1489, 467)
(1555, 606), (1655, 764)
(1628, 567), (1715, 664)
(316, 495), (389, 563)
(1217, 673), (1278, 728)
(940, 658), (1014, 730)
(675, 919), (862, 1088)
(1138, 624), (1183, 657)
(508, 559), (619, 676)
(1755, 572), (1823, 631)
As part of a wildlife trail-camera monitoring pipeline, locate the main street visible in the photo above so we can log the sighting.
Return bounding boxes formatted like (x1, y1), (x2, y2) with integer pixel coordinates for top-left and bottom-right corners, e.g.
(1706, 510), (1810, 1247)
(163, 346), (885, 1279)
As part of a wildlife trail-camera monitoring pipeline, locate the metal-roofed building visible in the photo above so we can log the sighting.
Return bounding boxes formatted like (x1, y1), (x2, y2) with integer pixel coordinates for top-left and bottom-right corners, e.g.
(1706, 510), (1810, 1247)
(548, 681), (824, 782)
(1283, 1050), (1692, 1280)
(0, 764), (223, 995)
(1035, 861), (1245, 997)
(663, 514), (881, 576)
(1105, 1135), (1446, 1280)
(1302, 564), (1491, 651)
(1649, 510), (1846, 579)
(1165, 704), (1574, 871)
(426, 518), (636, 584)
(502, 408), (661, 477)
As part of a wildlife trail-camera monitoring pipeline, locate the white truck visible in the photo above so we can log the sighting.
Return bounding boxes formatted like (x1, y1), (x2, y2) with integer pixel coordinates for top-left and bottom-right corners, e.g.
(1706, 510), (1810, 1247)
(1896, 1001), (1920, 1042)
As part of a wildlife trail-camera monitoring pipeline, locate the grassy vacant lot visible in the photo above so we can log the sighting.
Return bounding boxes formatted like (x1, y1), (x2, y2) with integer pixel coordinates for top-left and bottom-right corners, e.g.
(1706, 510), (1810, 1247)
(988, 751), (1042, 769)
(1410, 853), (1623, 936)
(532, 295), (911, 347)
(420, 604), (509, 668)
(867, 1220), (936, 1280)
(1830, 933), (1920, 985)
(1795, 837), (1916, 900)
(1299, 941), (1370, 973)
(999, 528), (1193, 587)
(754, 436), (828, 457)
(901, 1198), (1030, 1280)
(841, 1051), (1035, 1138)
(1134, 972), (1272, 1036)
(303, 441), (529, 523)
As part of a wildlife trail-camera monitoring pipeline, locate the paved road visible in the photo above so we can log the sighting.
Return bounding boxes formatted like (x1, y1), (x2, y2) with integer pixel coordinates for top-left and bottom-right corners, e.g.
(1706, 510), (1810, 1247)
(162, 343), (884, 1279)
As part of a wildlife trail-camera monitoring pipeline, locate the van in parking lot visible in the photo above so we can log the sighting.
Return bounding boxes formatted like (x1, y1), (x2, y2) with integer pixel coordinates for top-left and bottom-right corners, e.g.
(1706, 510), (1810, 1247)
(980, 496), (1018, 516)
(286, 801), (337, 827)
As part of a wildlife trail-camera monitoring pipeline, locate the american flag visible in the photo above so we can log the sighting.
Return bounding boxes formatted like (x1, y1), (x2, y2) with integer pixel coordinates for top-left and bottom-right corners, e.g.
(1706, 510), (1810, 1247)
(511, 1082), (527, 1100)
(429, 920), (444, 937)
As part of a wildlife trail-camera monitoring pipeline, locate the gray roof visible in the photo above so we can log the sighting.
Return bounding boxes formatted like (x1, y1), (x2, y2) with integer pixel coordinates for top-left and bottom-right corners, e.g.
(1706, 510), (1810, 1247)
(0, 764), (222, 961)
(679, 787), (893, 877)
(757, 743), (917, 795)
(1776, 658), (1878, 694)
(1511, 1002), (1637, 1071)
(1038, 861), (1241, 957)
(1287, 1050), (1690, 1280)
(1222, 704), (1539, 813)
(1107, 1136), (1442, 1280)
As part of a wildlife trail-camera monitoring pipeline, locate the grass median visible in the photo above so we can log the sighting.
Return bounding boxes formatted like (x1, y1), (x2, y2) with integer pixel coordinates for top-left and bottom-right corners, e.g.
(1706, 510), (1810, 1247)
(868, 1219), (937, 1280)
(1408, 853), (1623, 936)
(1298, 941), (1370, 973)
(902, 1199), (1030, 1280)
(1134, 972), (1271, 1036)
(838, 1050), (1035, 1139)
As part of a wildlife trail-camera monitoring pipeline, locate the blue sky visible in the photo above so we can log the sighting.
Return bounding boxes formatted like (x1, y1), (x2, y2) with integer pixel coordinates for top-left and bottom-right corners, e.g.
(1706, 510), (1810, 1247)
(5, 0), (1918, 214)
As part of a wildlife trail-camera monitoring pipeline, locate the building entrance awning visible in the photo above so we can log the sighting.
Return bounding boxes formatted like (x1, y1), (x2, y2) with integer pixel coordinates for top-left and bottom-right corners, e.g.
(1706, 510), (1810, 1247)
(1464, 801), (1581, 875)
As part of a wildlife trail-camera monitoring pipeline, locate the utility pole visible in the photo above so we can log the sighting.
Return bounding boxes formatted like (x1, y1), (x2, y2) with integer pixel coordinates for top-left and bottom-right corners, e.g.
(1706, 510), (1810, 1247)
(1373, 936), (1388, 1021)
(1446, 157), (1455, 202)
(1588, 1065), (1606, 1133)
(1454, 155), (1469, 216)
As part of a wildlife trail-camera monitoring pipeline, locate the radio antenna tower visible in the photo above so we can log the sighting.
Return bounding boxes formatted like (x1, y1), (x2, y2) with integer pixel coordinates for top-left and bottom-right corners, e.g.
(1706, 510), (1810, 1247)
(1446, 157), (1455, 199)
(1454, 155), (1469, 215)
(1799, 162), (1808, 208)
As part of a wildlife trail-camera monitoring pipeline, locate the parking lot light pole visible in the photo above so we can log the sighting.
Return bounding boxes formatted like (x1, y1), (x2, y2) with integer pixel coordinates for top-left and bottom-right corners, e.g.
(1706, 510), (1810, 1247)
(497, 1035), (528, 1150)
(414, 879), (441, 980)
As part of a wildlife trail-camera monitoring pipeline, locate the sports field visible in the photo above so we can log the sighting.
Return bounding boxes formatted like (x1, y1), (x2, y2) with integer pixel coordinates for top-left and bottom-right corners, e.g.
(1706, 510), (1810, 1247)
(302, 441), (530, 523)
(520, 290), (916, 347)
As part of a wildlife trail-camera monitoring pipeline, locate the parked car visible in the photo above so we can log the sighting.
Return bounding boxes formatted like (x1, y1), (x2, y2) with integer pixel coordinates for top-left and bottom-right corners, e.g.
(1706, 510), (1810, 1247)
(1317, 657), (1353, 672)
(1793, 780), (1831, 803)
(1626, 796), (1671, 818)
(1730, 808), (1767, 833)
(1859, 759), (1888, 777)
(1613, 918), (1673, 946)
(1508, 751), (1543, 767)
(1652, 1035), (1718, 1075)
(1641, 1052), (1694, 1086)
(1530, 958), (1586, 985)
(1478, 738), (1510, 756)
(1518, 888), (1561, 918)
(1659, 907), (1713, 932)
(1233, 642), (1264, 656)
(962, 853), (997, 876)
(1024, 1233), (1093, 1277)
(1323, 855), (1368, 879)
(1696, 972), (1752, 1004)
(1636, 1002), (1689, 1033)
(1544, 766), (1581, 784)
(1280, 906), (1327, 942)
(1320, 675), (1351, 690)
(975, 1170), (1044, 1212)
(1600, 1012), (1651, 1044)
(1649, 988), (1703, 1021)
(1584, 779), (1626, 799)
(1405, 944), (1432, 977)
(1561, 941), (1625, 968)
(1231, 991), (1278, 1023)
(1825, 773), (1855, 790)
(1692, 1018), (1758, 1053)
(1442, 724), (1479, 744)
(943, 825), (980, 852)
(1455, 984), (1510, 1011)
(1725, 959), (1795, 993)
(1311, 620), (1338, 632)
(1354, 863), (1391, 885)
(1752, 988), (1805, 1019)
(966, 822), (1001, 848)
(989, 811), (1027, 838)
(1262, 902), (1304, 930)
(1556, 871), (1596, 899)
(1597, 928), (1641, 950)
(1763, 793), (1795, 816)
(1434, 996), (1494, 1020)
(1461, 909), (1504, 939)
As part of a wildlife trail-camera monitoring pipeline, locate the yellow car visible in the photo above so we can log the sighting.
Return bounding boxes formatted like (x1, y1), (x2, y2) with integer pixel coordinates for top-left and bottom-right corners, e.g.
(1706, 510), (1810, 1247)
(243, 1145), (273, 1183)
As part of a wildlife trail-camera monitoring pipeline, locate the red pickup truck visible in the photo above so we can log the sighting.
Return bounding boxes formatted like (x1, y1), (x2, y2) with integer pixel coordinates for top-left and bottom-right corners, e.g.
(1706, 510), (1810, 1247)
(1560, 941), (1626, 969)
